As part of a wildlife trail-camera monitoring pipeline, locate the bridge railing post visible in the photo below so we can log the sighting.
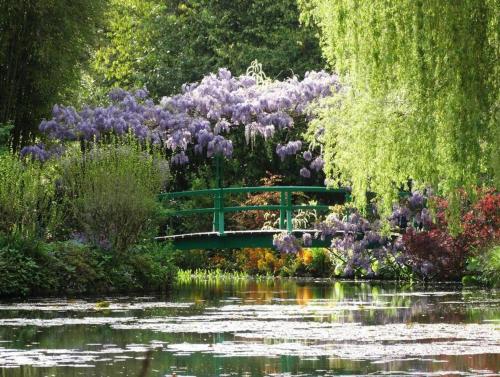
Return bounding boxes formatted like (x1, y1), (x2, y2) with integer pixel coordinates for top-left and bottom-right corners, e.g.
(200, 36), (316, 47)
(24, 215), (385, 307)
(286, 191), (293, 233)
(279, 191), (286, 230)
(213, 193), (219, 232)
(212, 189), (225, 235)
(218, 188), (225, 235)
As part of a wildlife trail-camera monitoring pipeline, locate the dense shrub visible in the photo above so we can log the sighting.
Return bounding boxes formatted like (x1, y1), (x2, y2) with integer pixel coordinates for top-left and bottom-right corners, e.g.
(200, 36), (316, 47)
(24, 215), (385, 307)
(173, 247), (334, 278)
(464, 245), (500, 287)
(460, 192), (500, 249)
(58, 143), (169, 252)
(402, 191), (500, 280)
(305, 248), (334, 277)
(277, 248), (333, 277)
(0, 235), (176, 297)
(0, 122), (12, 152)
(402, 228), (464, 280)
(170, 249), (212, 271)
(237, 248), (285, 275)
(43, 241), (110, 294)
(230, 174), (283, 230)
(0, 236), (48, 296)
(261, 190), (498, 281)
(124, 242), (177, 291)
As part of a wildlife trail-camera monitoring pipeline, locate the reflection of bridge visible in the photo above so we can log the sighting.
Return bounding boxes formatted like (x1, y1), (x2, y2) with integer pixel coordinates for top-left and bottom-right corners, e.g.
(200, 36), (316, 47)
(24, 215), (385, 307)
(158, 186), (349, 250)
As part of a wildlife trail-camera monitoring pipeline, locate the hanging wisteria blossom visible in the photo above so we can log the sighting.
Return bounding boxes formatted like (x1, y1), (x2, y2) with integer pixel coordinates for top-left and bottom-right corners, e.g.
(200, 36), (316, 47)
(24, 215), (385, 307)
(273, 233), (302, 254)
(299, 167), (311, 178)
(25, 68), (340, 172)
(302, 150), (313, 161)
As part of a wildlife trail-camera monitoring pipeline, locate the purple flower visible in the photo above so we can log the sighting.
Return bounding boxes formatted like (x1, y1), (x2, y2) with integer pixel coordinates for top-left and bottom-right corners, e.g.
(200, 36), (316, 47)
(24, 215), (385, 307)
(416, 208), (433, 229)
(419, 261), (433, 277)
(300, 167), (311, 178)
(408, 191), (425, 209)
(389, 205), (410, 228)
(310, 157), (324, 172)
(302, 233), (312, 247)
(276, 140), (302, 161)
(217, 68), (232, 80)
(273, 233), (301, 254)
(171, 151), (189, 165)
(31, 69), (342, 180)
(109, 88), (128, 102)
(134, 88), (149, 99)
(20, 144), (50, 162)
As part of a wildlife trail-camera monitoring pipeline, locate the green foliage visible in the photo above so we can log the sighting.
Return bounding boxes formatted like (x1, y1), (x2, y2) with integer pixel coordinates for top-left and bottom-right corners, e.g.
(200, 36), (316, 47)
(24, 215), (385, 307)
(0, 237), (46, 296)
(302, 0), (499, 216)
(0, 122), (12, 152)
(464, 244), (500, 287)
(0, 153), (58, 239)
(58, 142), (169, 252)
(306, 248), (333, 277)
(49, 243), (109, 293)
(92, 0), (324, 97)
(0, 141), (178, 297)
(169, 164), (217, 234)
(0, 0), (106, 145)
(92, 0), (157, 93)
(0, 235), (176, 297)
(126, 242), (178, 290)
(171, 249), (211, 271)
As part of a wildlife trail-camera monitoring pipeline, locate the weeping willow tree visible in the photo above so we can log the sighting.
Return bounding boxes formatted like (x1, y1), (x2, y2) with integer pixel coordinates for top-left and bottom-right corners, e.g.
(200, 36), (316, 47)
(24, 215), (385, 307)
(301, 0), (499, 218)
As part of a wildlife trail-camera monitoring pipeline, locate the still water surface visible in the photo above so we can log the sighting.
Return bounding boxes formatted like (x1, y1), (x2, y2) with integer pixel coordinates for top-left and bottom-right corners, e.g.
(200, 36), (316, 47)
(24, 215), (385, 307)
(0, 279), (498, 376)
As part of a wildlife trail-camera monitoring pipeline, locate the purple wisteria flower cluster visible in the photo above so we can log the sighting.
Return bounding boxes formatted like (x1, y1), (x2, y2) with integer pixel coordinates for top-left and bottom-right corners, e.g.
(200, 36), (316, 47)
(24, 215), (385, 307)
(271, 191), (435, 279)
(300, 156), (324, 178)
(273, 233), (302, 254)
(314, 210), (400, 277)
(389, 191), (432, 230)
(26, 69), (340, 169)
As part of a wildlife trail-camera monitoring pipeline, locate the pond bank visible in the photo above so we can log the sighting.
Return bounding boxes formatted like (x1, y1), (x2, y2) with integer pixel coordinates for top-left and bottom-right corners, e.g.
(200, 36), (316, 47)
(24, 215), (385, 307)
(0, 238), (176, 298)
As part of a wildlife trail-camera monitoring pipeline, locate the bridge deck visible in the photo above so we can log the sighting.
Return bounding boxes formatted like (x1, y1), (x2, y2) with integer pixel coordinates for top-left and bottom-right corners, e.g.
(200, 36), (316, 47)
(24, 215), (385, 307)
(156, 229), (341, 250)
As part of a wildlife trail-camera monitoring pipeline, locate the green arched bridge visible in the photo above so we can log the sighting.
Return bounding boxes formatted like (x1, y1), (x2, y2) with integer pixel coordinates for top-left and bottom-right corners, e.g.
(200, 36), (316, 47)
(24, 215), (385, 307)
(157, 186), (349, 250)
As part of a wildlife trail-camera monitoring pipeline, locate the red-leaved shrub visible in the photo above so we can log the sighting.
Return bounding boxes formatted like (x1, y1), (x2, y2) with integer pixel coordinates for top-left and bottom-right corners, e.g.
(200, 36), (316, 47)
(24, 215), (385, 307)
(403, 228), (465, 280)
(402, 190), (499, 280)
(460, 191), (500, 249)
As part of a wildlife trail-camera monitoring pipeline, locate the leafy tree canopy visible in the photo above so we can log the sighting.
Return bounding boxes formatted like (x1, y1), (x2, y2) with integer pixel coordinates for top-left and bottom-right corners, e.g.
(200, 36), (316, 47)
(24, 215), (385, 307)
(93, 0), (325, 97)
(300, 0), (499, 217)
(0, 0), (106, 146)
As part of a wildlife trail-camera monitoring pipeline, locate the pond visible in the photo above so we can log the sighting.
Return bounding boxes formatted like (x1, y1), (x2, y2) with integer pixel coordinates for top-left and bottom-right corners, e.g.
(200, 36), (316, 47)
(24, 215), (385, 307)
(0, 279), (498, 376)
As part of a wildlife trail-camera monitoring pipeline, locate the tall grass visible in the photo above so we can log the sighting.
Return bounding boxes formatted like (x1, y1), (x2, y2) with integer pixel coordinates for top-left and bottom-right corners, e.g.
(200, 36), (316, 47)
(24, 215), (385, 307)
(0, 153), (58, 239)
(0, 122), (12, 153)
(176, 268), (278, 284)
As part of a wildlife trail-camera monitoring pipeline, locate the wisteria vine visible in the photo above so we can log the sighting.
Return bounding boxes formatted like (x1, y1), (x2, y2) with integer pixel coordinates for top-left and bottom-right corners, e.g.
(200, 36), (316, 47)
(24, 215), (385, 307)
(24, 69), (339, 174)
(273, 191), (435, 278)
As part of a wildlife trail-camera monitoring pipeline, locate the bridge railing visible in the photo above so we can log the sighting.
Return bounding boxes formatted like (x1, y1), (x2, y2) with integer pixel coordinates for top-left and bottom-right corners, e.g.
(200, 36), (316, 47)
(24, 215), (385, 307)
(159, 186), (350, 235)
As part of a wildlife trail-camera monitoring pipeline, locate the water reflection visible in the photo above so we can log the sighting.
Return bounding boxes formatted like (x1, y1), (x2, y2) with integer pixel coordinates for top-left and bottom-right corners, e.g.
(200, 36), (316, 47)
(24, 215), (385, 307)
(0, 279), (498, 376)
